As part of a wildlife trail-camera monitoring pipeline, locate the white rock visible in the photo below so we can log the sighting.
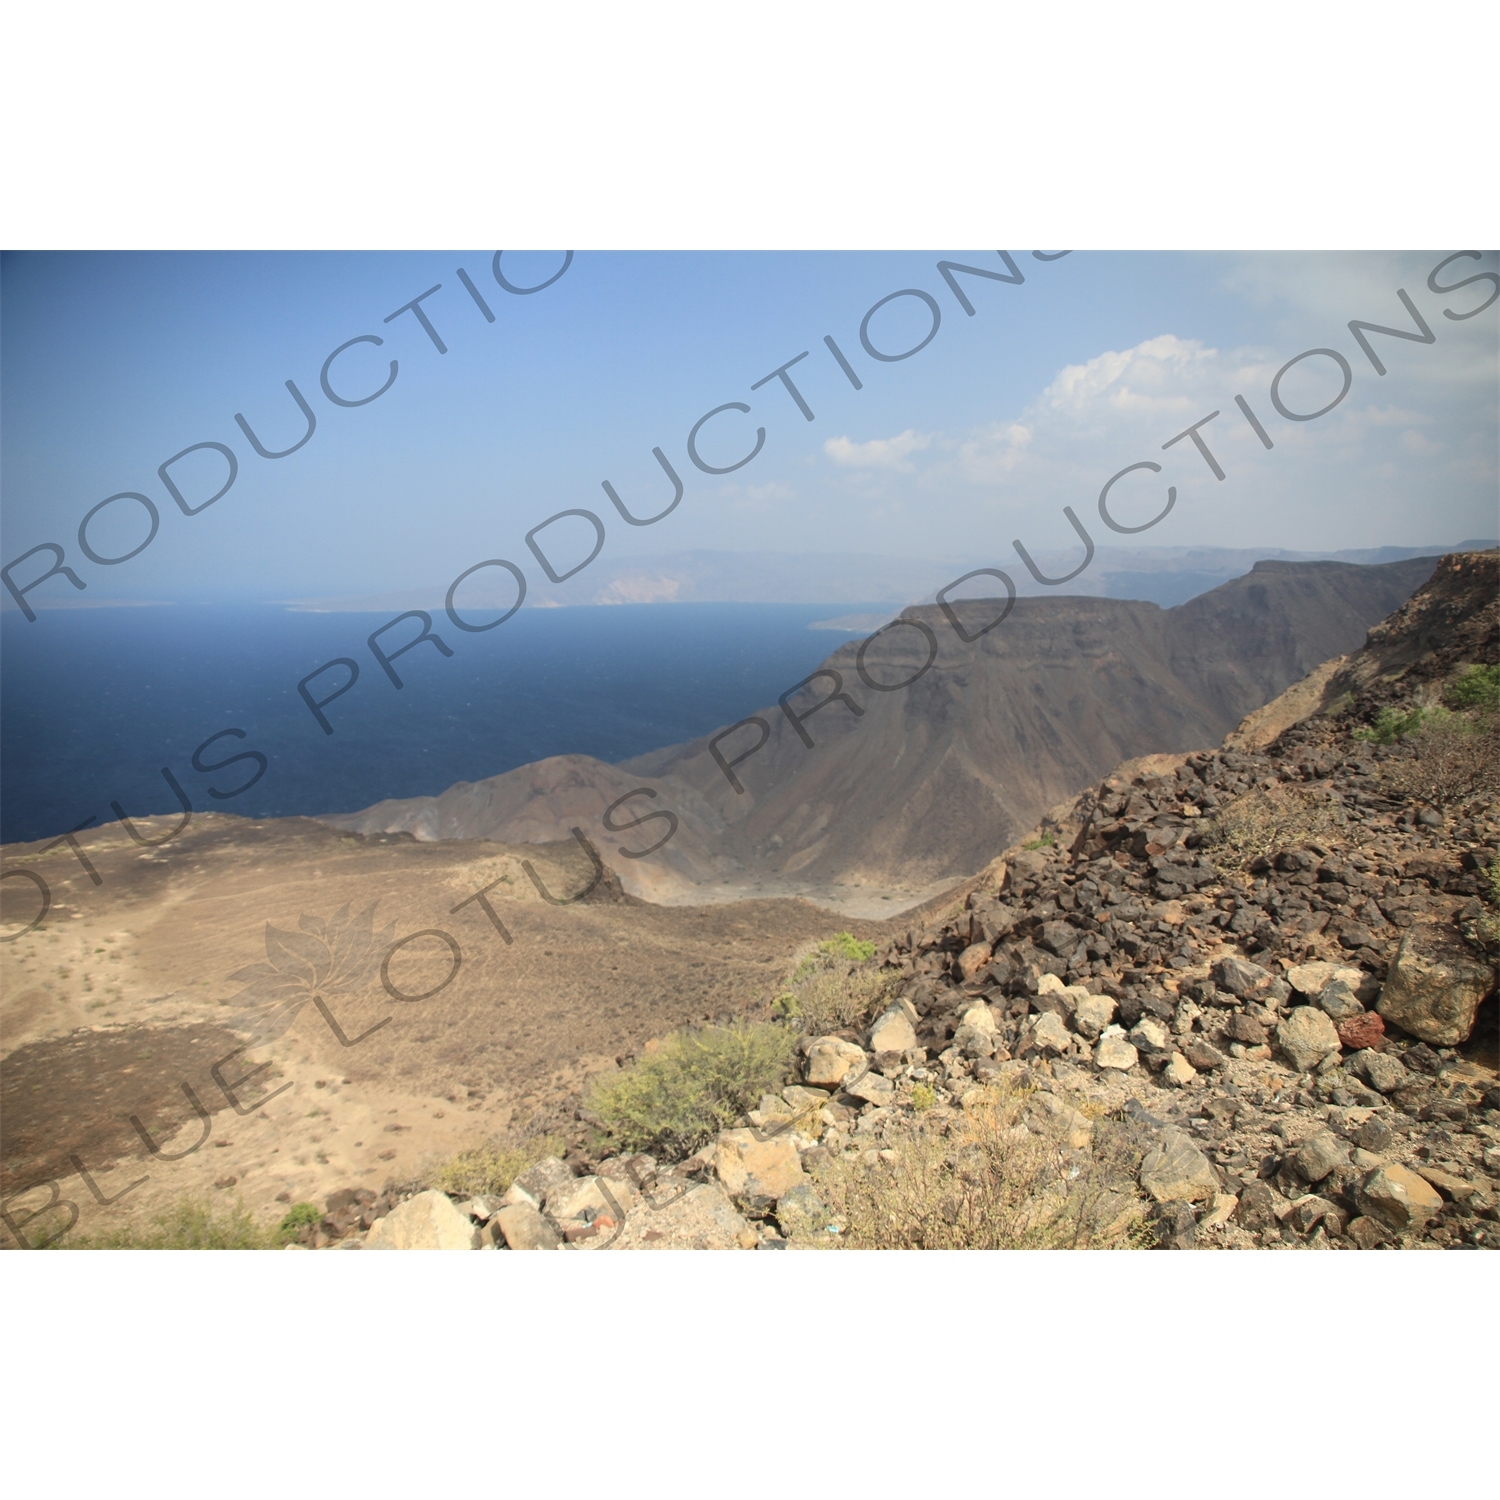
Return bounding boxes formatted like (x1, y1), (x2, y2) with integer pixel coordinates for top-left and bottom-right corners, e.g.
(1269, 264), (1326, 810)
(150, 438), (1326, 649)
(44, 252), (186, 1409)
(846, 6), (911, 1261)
(715, 1129), (805, 1197)
(1030, 1011), (1072, 1053)
(1287, 961), (1364, 996)
(868, 1008), (918, 1054)
(1072, 993), (1117, 1040)
(493, 1201), (562, 1250)
(959, 1002), (998, 1034)
(607, 1182), (751, 1250)
(1162, 1052), (1198, 1088)
(1129, 1017), (1170, 1052)
(1037, 973), (1068, 996)
(1095, 1035), (1139, 1071)
(547, 1175), (630, 1223)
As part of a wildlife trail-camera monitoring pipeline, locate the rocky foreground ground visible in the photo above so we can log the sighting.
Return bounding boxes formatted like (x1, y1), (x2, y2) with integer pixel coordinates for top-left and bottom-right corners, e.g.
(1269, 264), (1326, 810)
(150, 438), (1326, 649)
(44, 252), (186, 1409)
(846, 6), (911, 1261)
(300, 553), (1500, 1251)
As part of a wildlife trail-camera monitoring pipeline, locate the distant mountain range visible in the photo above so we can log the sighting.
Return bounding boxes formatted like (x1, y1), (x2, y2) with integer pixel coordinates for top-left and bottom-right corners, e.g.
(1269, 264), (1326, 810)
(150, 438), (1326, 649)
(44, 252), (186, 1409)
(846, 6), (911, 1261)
(322, 553), (1452, 901)
(282, 540), (1495, 614)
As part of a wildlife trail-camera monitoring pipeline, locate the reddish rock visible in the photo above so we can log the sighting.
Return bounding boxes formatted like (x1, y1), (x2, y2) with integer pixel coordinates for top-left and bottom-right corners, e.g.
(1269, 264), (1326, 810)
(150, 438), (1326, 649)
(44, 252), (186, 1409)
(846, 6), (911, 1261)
(1226, 1013), (1268, 1046)
(1338, 1010), (1386, 1051)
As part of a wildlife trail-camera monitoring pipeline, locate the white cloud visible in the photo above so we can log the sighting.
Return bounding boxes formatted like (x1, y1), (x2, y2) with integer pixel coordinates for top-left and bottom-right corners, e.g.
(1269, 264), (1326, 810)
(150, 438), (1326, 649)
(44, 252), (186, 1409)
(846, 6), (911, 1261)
(1041, 335), (1221, 418)
(809, 309), (1496, 557)
(824, 428), (932, 469)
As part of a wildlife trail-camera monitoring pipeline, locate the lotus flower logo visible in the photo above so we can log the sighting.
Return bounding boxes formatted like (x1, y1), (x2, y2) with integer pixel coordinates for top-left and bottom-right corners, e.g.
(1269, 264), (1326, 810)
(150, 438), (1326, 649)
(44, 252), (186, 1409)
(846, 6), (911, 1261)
(226, 901), (396, 1046)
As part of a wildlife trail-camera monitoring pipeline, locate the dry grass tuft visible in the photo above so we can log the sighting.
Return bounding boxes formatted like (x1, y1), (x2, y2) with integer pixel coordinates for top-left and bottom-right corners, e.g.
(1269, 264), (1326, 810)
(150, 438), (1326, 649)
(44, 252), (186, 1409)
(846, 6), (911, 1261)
(777, 967), (898, 1035)
(429, 1135), (567, 1198)
(772, 932), (897, 1035)
(1201, 784), (1346, 868)
(46, 1195), (281, 1250)
(815, 1082), (1148, 1250)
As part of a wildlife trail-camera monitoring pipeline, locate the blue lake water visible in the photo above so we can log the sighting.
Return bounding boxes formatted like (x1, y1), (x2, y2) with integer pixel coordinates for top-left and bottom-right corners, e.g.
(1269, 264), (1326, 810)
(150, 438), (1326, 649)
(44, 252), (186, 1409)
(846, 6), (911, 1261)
(0, 603), (878, 845)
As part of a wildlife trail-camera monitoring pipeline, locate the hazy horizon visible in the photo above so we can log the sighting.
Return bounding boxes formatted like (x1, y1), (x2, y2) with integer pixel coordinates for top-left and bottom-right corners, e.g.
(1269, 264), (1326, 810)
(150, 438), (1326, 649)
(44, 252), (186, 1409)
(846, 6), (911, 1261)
(4, 251), (1496, 623)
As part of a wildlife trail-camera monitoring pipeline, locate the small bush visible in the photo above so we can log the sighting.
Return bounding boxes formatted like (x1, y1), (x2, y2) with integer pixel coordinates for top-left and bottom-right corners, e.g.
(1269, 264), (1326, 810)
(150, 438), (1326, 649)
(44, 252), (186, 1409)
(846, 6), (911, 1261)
(777, 932), (895, 1035)
(1444, 663), (1500, 712)
(816, 1082), (1147, 1250)
(910, 1083), (936, 1112)
(1201, 783), (1346, 868)
(52, 1196), (279, 1249)
(430, 1136), (566, 1198)
(585, 1021), (797, 1159)
(820, 931), (876, 964)
(781, 967), (896, 1036)
(787, 931), (877, 987)
(1380, 710), (1499, 810)
(1022, 831), (1057, 850)
(276, 1202), (321, 1243)
(1353, 704), (1435, 744)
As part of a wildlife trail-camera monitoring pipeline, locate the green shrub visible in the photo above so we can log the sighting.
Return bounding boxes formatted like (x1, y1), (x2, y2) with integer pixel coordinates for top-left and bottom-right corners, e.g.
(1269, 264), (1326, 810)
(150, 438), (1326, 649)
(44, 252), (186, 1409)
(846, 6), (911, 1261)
(1444, 663), (1500, 712)
(1353, 704), (1437, 743)
(585, 1021), (797, 1159)
(788, 931), (877, 986)
(910, 1083), (936, 1112)
(430, 1136), (565, 1198)
(276, 1202), (321, 1243)
(819, 931), (876, 963)
(1022, 831), (1057, 850)
(53, 1196), (280, 1249)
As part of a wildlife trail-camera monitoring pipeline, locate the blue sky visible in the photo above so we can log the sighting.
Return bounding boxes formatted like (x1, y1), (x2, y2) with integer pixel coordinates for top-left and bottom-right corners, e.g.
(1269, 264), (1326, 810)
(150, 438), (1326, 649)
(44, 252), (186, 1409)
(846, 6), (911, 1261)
(2, 249), (1496, 611)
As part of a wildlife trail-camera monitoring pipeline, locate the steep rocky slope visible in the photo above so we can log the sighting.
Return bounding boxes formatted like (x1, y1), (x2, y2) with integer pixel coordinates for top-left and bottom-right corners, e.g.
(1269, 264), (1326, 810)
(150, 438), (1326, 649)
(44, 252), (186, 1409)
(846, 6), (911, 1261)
(326, 555), (1440, 899)
(304, 552), (1498, 1252)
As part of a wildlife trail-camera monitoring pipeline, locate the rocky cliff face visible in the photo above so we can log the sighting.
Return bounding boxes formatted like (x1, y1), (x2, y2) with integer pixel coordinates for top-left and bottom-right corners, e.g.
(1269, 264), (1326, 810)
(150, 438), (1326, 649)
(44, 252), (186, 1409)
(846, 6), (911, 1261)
(324, 555), (1440, 898)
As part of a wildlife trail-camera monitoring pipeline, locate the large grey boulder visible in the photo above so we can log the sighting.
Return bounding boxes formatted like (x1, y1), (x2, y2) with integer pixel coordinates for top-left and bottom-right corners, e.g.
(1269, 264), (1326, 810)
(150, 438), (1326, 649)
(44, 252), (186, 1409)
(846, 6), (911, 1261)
(1376, 923), (1495, 1046)
(365, 1190), (481, 1250)
(608, 1181), (753, 1250)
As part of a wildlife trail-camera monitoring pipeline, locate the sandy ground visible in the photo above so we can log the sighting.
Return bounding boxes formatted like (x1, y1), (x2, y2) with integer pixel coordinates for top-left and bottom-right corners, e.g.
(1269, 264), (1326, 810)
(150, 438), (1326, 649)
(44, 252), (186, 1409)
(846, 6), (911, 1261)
(1, 811), (951, 1246)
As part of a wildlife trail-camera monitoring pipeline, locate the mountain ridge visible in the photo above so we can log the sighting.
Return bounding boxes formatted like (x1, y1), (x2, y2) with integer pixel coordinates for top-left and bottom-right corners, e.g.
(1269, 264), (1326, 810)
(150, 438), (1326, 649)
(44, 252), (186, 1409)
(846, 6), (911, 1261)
(322, 555), (1443, 905)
